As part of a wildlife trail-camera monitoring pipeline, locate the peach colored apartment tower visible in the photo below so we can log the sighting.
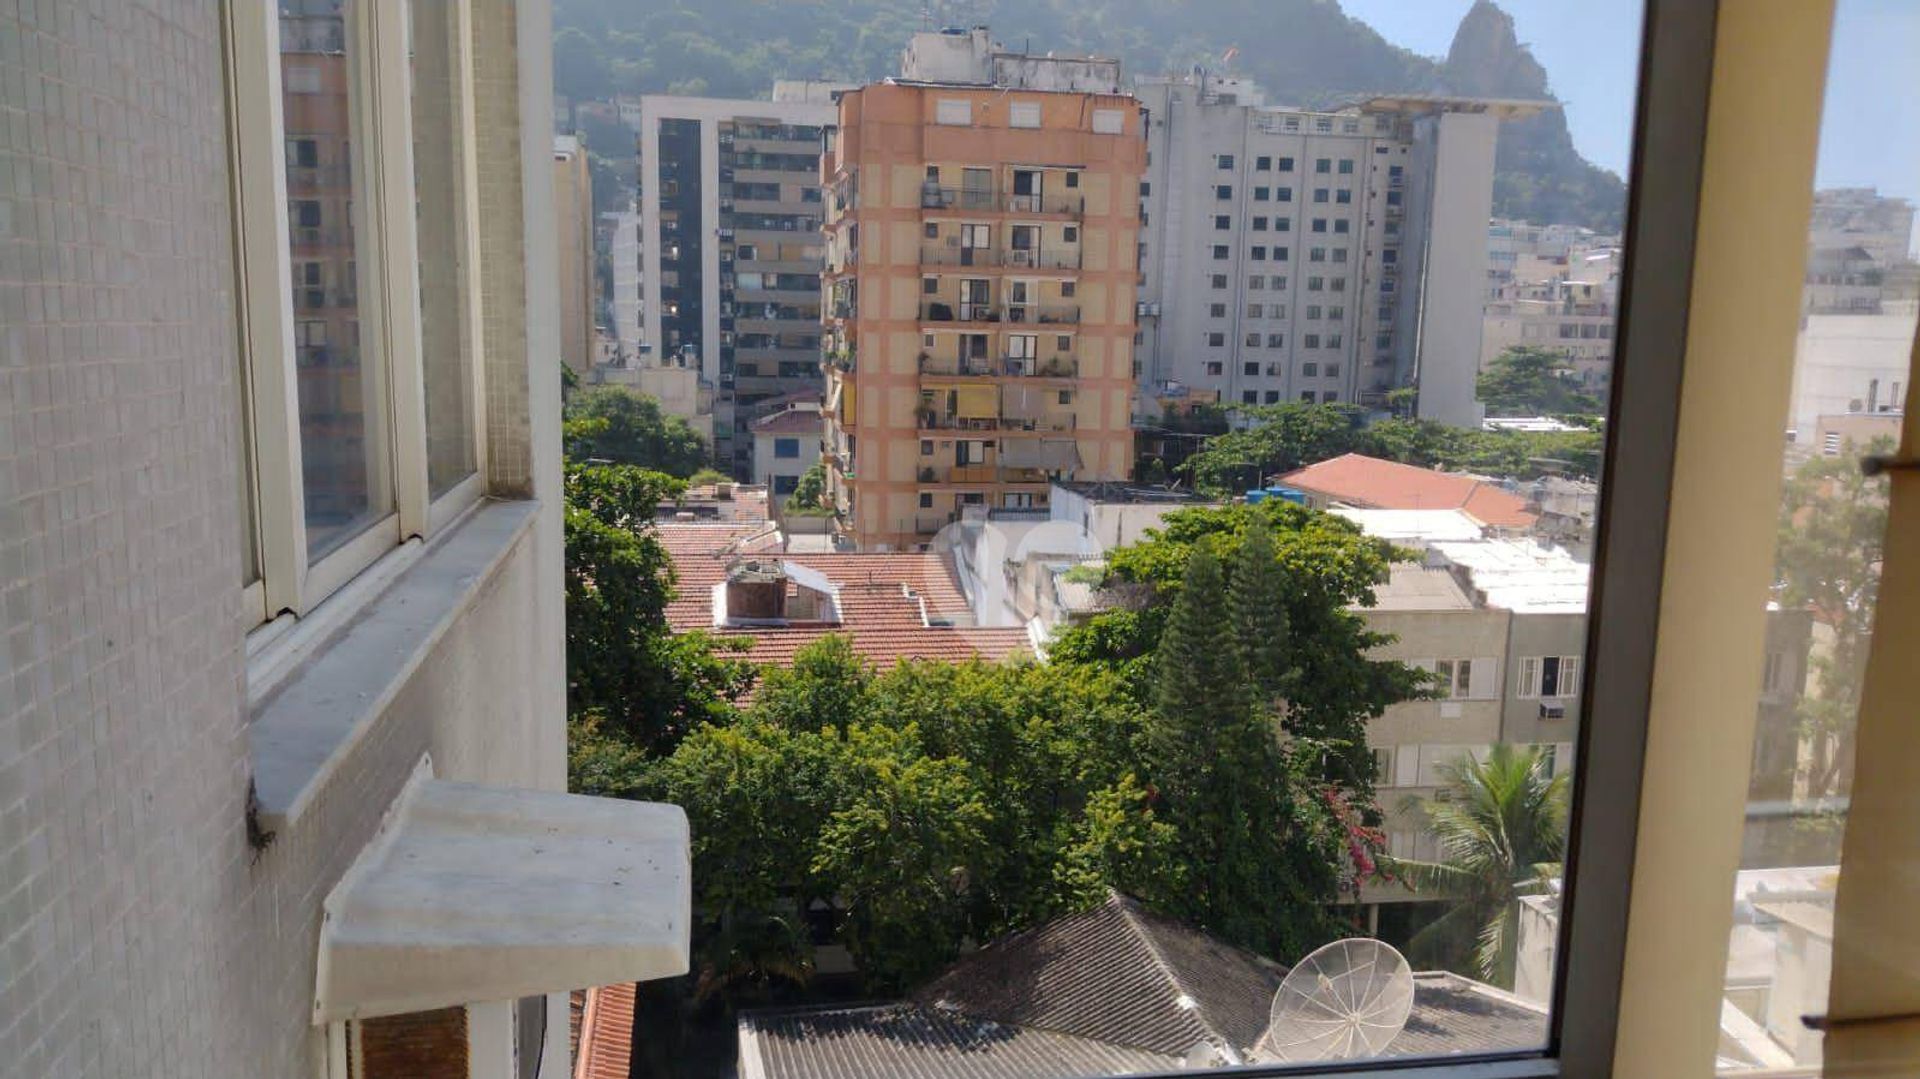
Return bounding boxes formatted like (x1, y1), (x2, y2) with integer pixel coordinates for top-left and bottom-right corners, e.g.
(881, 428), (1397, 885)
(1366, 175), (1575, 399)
(820, 31), (1144, 548)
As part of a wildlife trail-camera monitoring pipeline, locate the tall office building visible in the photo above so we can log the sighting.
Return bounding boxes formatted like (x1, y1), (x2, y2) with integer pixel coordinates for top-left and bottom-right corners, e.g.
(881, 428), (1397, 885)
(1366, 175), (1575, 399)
(820, 29), (1143, 549)
(1134, 72), (1539, 429)
(626, 90), (844, 473)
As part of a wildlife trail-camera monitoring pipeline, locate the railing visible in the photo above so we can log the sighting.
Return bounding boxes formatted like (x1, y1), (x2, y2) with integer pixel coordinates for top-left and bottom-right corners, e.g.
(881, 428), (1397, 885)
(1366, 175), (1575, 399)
(1005, 304), (1081, 326)
(918, 355), (1079, 378)
(919, 187), (1086, 216)
(919, 247), (1082, 270)
(915, 513), (956, 534)
(918, 355), (997, 377)
(921, 302), (1002, 324)
(916, 413), (1076, 434)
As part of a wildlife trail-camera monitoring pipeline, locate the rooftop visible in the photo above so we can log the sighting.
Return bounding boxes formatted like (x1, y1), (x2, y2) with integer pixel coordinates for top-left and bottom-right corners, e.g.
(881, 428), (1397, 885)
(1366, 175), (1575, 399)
(738, 894), (1548, 1079)
(1370, 562), (1481, 612)
(659, 523), (1032, 673)
(1281, 454), (1538, 530)
(1427, 538), (1591, 614)
(1333, 507), (1490, 546)
(752, 406), (825, 436)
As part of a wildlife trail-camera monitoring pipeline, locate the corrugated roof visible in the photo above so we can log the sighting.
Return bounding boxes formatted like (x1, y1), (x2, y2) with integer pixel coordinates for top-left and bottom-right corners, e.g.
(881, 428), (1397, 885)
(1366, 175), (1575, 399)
(739, 1004), (1178, 1079)
(1281, 454), (1537, 530)
(738, 897), (1551, 1078)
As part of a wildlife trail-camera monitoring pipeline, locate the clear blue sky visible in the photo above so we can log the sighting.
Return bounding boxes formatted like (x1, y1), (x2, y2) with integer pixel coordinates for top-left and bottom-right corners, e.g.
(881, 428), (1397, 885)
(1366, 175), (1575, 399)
(1338, 0), (1920, 219)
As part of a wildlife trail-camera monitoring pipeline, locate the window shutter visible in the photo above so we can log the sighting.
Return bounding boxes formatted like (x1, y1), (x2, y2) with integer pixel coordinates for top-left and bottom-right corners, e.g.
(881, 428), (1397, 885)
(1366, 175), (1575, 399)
(1518, 657), (1540, 699)
(1468, 658), (1496, 699)
(1559, 656), (1583, 697)
(1395, 747), (1421, 788)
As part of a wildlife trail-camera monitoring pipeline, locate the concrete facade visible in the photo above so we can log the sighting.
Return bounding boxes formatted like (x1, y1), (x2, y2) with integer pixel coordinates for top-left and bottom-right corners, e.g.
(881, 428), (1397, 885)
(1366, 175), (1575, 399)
(1134, 75), (1531, 427)
(0, 4), (645, 1075)
(821, 33), (1144, 549)
(629, 95), (835, 474)
(554, 136), (597, 375)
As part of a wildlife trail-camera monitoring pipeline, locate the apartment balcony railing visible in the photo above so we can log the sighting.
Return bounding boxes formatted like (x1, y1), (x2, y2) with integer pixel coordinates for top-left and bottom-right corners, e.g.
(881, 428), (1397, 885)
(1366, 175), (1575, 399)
(915, 465), (1056, 487)
(921, 301), (1002, 324)
(919, 187), (1085, 217)
(1006, 304), (1081, 326)
(914, 412), (1077, 434)
(919, 247), (1082, 270)
(915, 512), (956, 534)
(921, 302), (1083, 326)
(918, 355), (1080, 379)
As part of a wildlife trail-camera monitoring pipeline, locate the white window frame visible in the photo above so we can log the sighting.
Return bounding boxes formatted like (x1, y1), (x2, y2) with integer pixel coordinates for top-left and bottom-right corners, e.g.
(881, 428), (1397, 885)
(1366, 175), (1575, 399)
(226, 0), (487, 625)
(1091, 108), (1124, 135)
(1008, 100), (1041, 129)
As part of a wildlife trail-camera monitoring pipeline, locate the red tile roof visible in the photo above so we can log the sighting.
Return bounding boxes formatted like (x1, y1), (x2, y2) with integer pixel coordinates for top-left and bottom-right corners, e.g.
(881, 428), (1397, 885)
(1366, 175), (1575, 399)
(659, 524), (1033, 676)
(574, 983), (636, 1079)
(751, 407), (824, 435)
(1279, 453), (1538, 529)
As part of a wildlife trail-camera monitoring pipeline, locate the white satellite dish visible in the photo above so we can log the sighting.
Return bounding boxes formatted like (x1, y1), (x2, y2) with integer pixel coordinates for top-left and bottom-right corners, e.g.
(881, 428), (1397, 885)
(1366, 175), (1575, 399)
(1258, 938), (1415, 1063)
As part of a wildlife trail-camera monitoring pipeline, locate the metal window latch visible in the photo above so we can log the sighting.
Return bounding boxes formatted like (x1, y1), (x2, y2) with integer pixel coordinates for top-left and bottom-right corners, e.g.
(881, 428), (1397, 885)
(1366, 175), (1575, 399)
(1860, 454), (1920, 477)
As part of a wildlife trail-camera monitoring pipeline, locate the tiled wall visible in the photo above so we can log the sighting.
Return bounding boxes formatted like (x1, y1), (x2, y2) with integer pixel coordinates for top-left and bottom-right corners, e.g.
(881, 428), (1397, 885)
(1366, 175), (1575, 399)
(0, 3), (564, 1076)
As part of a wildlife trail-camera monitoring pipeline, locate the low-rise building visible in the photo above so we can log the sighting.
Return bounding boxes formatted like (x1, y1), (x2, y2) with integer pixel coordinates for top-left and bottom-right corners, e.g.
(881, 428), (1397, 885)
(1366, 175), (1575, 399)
(751, 401), (824, 505)
(1279, 453), (1539, 532)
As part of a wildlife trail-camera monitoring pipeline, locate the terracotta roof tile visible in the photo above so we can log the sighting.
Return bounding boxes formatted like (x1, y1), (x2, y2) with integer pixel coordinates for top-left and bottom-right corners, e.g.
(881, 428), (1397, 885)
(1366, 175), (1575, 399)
(574, 983), (636, 1079)
(750, 408), (825, 435)
(1280, 453), (1537, 529)
(659, 524), (1033, 679)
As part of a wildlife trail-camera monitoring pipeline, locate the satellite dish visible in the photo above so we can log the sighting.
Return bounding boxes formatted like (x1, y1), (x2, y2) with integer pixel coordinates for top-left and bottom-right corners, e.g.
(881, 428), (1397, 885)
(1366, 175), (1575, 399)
(1258, 938), (1414, 1063)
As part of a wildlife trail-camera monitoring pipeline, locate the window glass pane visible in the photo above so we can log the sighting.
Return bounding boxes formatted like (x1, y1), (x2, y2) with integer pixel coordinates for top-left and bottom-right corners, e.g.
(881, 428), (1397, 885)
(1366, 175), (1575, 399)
(1723, 2), (1917, 1071)
(282, 0), (392, 561)
(410, 0), (477, 497)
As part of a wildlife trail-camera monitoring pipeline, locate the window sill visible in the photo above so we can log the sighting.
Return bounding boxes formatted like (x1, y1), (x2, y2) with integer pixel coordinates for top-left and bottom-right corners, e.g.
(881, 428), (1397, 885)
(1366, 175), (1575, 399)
(247, 498), (541, 831)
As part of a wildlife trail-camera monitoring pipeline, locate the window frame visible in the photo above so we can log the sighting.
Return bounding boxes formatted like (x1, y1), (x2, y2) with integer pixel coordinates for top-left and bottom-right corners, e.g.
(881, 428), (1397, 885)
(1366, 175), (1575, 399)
(226, 0), (489, 624)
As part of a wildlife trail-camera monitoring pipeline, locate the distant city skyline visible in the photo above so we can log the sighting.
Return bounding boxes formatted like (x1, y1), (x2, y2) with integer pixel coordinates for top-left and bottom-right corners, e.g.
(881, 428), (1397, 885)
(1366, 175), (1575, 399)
(1341, 0), (1920, 247)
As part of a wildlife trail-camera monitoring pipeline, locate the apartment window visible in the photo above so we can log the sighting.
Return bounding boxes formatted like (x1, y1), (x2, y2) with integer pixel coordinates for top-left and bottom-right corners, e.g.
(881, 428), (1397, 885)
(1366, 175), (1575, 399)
(1247, 303), (1263, 318)
(1216, 184), (1233, 200)
(1312, 218), (1327, 233)
(1139, 181), (1150, 197)
(1306, 305), (1322, 320)
(1313, 188), (1329, 203)
(1338, 158), (1354, 174)
(1266, 333), (1284, 348)
(1332, 277), (1347, 292)
(774, 438), (801, 459)
(921, 440), (934, 456)
(1055, 335), (1071, 351)
(1315, 157), (1331, 173)
(1091, 109), (1124, 134)
(1243, 362), (1260, 376)
(1327, 333), (1343, 348)
(1255, 155), (1272, 171)
(773, 475), (799, 495)
(1277, 186), (1293, 202)
(1272, 278), (1288, 291)
(1205, 361), (1223, 376)
(1217, 154), (1235, 169)
(1252, 217), (1269, 231)
(919, 493), (934, 508)
(1254, 187), (1271, 201)
(1274, 246), (1289, 262)
(1310, 247), (1326, 262)
(936, 99), (972, 125)
(1431, 658), (1488, 699)
(1264, 391), (1280, 403)
(1336, 189), (1352, 205)
(924, 222), (939, 239)
(1242, 390), (1258, 404)
(1387, 189), (1403, 206)
(1010, 101), (1041, 128)
(1250, 247), (1267, 261)
(1210, 274), (1228, 288)
(1299, 390), (1315, 402)
(1326, 362), (1341, 377)
(1277, 155), (1295, 171)
(1064, 172), (1080, 188)
(1214, 215), (1231, 230)
(1210, 303), (1227, 318)
(1275, 217), (1291, 232)
(1332, 248), (1348, 263)
(1518, 656), (1583, 699)
(1212, 245), (1230, 260)
(923, 277), (938, 295)
(1247, 275), (1265, 289)
(1322, 390), (1339, 403)
(227, 0), (486, 620)
(1063, 226), (1079, 243)
(1206, 333), (1225, 347)
(1304, 334), (1320, 349)
(1334, 219), (1350, 234)
(1060, 281), (1076, 298)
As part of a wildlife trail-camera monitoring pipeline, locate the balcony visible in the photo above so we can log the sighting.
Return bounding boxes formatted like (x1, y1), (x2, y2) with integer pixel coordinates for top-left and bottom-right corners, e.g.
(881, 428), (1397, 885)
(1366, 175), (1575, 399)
(1005, 304), (1081, 326)
(920, 302), (1081, 327)
(918, 354), (1075, 379)
(919, 247), (1082, 271)
(914, 411), (1077, 434)
(919, 187), (1085, 217)
(921, 301), (1003, 325)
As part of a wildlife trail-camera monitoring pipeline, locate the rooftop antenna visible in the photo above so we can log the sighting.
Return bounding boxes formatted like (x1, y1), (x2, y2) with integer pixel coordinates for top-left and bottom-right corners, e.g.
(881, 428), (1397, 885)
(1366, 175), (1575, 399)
(1258, 938), (1414, 1063)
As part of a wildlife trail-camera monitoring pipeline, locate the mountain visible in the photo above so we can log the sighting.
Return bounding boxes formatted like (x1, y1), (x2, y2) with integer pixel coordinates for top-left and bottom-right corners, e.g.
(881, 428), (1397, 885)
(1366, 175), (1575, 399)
(553, 0), (1626, 231)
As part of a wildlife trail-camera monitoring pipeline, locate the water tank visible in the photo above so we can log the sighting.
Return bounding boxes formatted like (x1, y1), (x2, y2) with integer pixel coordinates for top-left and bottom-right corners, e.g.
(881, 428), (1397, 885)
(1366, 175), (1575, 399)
(1268, 486), (1307, 505)
(1245, 489), (1269, 504)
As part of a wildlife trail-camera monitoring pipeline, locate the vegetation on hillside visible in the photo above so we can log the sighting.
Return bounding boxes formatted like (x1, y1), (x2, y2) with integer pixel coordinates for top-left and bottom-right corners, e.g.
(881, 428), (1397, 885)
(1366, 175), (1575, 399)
(553, 0), (1626, 230)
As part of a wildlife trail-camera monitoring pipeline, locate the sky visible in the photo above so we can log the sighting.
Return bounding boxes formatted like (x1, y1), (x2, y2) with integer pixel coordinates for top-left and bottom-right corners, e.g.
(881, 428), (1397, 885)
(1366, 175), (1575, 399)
(1337, 0), (1920, 218)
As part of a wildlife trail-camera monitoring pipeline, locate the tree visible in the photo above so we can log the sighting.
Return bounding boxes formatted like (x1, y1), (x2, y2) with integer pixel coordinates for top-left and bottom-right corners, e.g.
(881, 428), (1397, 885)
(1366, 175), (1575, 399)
(1182, 402), (1364, 491)
(564, 462), (753, 752)
(1398, 744), (1569, 986)
(1475, 347), (1603, 417)
(564, 386), (709, 476)
(1774, 436), (1893, 801)
(753, 635), (873, 734)
(788, 461), (828, 511)
(1230, 514), (1293, 704)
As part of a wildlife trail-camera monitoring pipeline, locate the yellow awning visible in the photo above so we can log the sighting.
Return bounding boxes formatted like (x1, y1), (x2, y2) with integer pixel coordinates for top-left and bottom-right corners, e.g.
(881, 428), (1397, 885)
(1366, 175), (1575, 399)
(955, 385), (999, 418)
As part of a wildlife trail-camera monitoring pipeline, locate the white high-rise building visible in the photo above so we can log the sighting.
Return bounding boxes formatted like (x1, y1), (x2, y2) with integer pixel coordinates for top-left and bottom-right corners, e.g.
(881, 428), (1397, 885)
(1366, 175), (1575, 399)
(1135, 73), (1540, 428)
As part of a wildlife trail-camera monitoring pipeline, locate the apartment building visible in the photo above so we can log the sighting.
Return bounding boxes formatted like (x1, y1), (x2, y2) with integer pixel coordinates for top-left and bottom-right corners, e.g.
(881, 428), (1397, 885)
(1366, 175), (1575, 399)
(1479, 241), (1623, 394)
(1134, 71), (1541, 429)
(820, 28), (1143, 549)
(626, 92), (837, 474)
(553, 135), (596, 375)
(0, 3), (690, 1075)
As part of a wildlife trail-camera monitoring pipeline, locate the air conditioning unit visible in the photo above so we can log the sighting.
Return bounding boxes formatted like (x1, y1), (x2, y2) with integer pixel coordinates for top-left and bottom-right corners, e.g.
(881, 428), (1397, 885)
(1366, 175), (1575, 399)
(1539, 701), (1568, 720)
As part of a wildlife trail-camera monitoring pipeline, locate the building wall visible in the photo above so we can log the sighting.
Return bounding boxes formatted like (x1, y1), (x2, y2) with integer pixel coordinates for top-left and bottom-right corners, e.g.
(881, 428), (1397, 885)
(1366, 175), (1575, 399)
(634, 96), (835, 473)
(822, 83), (1143, 548)
(554, 138), (596, 374)
(0, 4), (568, 1076)
(753, 425), (823, 505)
(1408, 111), (1500, 428)
(1786, 307), (1916, 435)
(1135, 82), (1408, 411)
(608, 210), (643, 352)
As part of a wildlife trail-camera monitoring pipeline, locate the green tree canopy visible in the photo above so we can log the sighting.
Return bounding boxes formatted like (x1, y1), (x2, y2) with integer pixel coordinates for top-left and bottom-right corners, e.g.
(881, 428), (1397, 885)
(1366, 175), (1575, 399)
(1475, 346), (1604, 417)
(564, 386), (710, 476)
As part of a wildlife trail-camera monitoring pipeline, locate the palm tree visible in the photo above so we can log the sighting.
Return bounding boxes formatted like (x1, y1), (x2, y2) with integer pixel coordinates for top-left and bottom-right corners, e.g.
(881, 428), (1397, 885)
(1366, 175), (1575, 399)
(1396, 744), (1569, 987)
